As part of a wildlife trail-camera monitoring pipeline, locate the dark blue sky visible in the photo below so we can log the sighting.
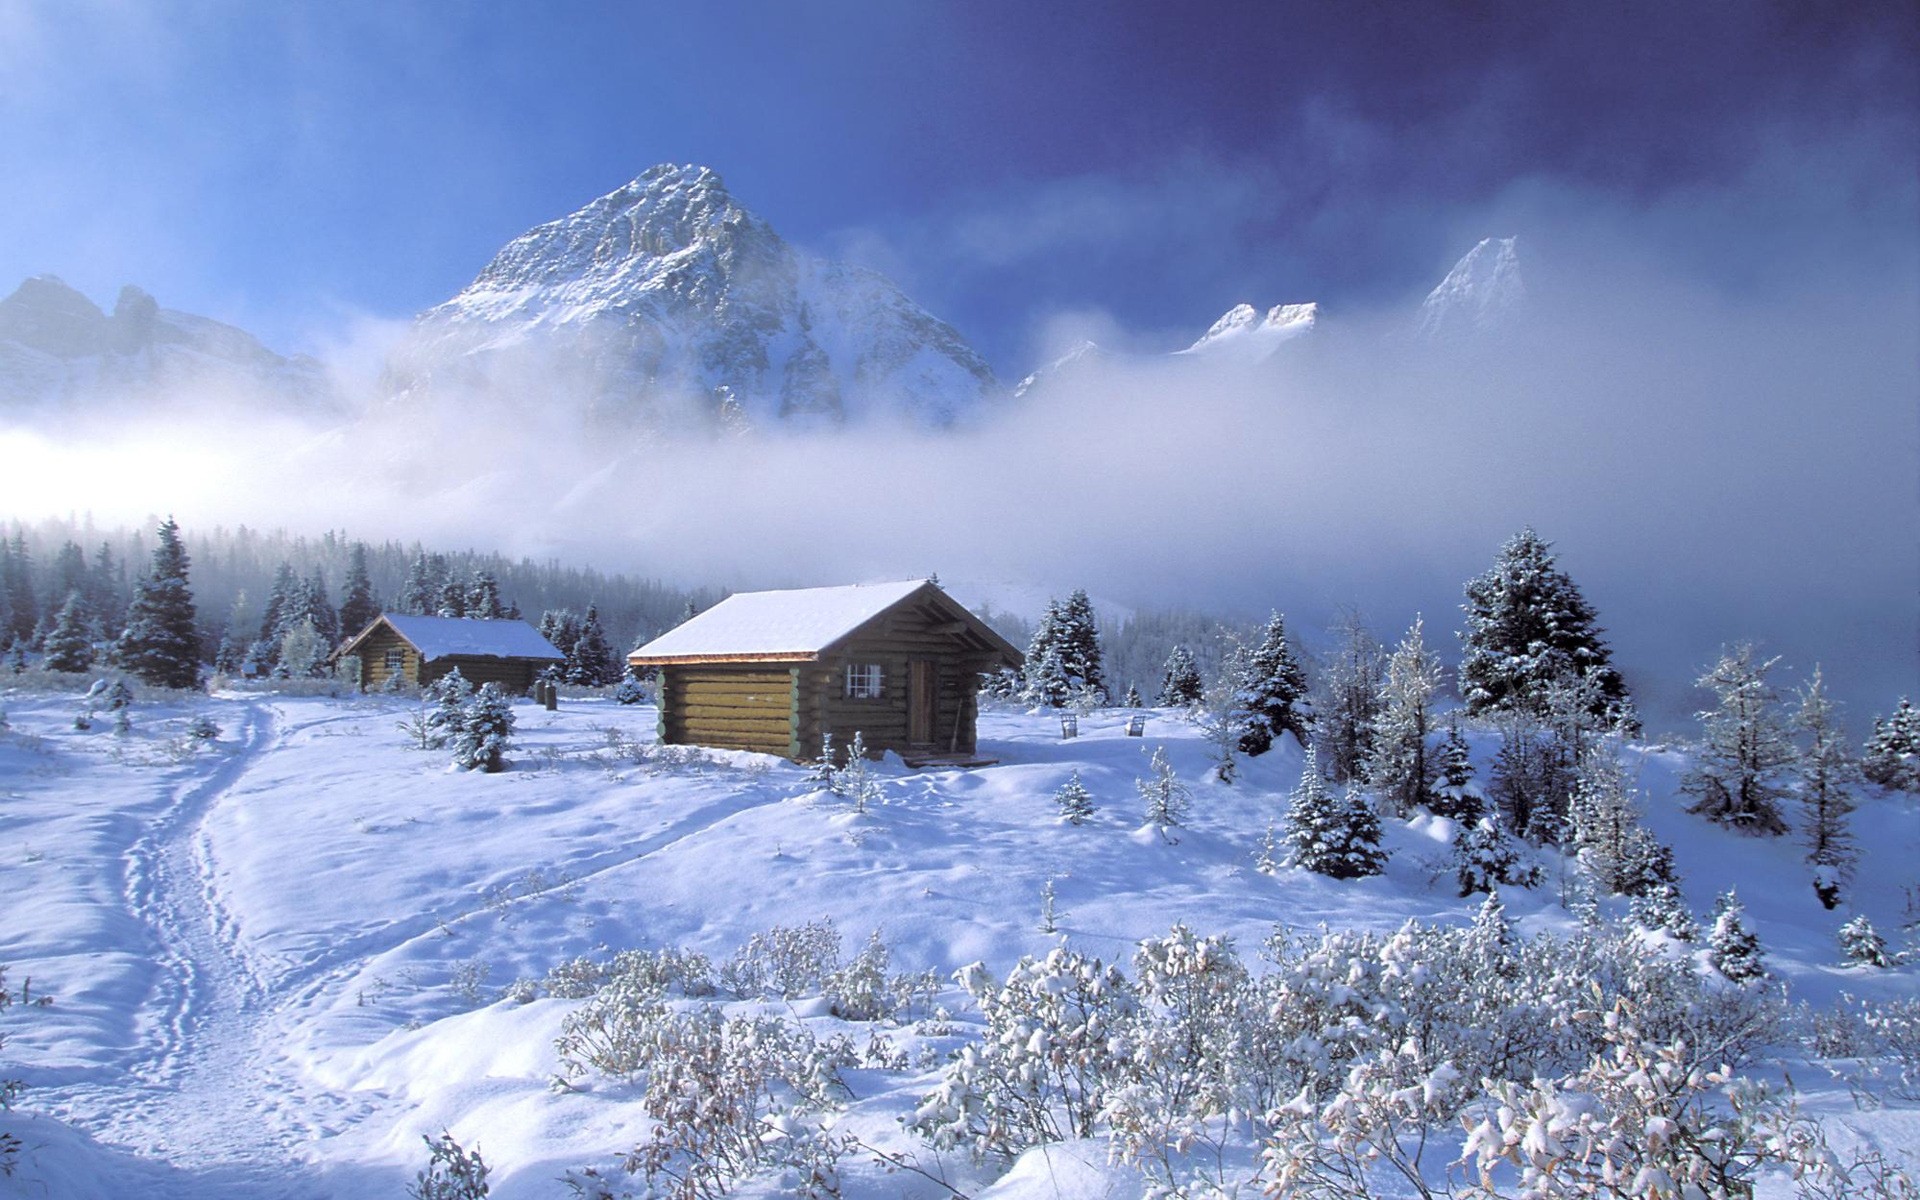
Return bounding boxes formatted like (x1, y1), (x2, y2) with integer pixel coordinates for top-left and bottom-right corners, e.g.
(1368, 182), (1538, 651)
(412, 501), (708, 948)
(3, 1), (1914, 373)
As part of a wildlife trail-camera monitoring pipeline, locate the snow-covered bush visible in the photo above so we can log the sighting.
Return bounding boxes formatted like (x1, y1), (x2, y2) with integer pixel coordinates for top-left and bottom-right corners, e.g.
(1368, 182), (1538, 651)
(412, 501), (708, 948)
(719, 919), (842, 999)
(612, 669), (648, 705)
(1855, 995), (1920, 1101)
(826, 732), (883, 812)
(186, 714), (220, 741)
(409, 1131), (489, 1200)
(913, 947), (1138, 1161)
(451, 683), (515, 772)
(823, 930), (894, 1021)
(554, 968), (673, 1083)
(1839, 915), (1892, 968)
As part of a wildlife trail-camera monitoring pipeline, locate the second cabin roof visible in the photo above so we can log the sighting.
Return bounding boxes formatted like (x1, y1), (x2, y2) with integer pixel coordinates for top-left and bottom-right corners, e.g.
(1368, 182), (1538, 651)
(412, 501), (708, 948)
(628, 580), (1021, 666)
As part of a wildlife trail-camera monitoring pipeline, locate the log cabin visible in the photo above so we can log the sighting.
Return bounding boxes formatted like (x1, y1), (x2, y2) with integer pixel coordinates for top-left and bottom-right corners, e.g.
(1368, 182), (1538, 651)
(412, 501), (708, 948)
(338, 614), (565, 693)
(627, 580), (1022, 765)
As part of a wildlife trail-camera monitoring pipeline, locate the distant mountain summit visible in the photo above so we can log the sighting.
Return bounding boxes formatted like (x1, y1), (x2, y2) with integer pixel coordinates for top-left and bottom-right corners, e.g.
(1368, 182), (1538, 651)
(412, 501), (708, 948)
(1415, 236), (1527, 342)
(0, 276), (332, 417)
(1177, 301), (1318, 361)
(387, 164), (998, 431)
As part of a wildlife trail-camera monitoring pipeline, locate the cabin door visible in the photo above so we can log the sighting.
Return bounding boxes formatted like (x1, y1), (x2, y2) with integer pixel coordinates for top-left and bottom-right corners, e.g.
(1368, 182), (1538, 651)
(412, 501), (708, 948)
(908, 660), (938, 746)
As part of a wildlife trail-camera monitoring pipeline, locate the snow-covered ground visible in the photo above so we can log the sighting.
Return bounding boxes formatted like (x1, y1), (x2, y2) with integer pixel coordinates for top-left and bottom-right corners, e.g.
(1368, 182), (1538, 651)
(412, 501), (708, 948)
(1, 686), (1915, 1197)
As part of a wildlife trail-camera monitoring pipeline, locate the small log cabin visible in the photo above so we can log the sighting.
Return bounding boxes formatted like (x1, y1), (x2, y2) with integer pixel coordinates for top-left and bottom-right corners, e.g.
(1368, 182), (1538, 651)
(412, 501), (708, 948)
(627, 580), (1022, 764)
(338, 614), (565, 692)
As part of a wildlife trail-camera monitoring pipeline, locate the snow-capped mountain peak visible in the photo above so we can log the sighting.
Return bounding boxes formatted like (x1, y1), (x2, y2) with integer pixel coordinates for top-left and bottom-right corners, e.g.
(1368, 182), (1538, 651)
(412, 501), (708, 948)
(1178, 300), (1318, 360)
(390, 164), (998, 431)
(1415, 236), (1527, 341)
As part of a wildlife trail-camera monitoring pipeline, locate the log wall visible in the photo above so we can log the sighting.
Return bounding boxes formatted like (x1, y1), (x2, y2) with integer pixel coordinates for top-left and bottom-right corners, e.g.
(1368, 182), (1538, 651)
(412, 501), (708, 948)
(659, 666), (796, 757)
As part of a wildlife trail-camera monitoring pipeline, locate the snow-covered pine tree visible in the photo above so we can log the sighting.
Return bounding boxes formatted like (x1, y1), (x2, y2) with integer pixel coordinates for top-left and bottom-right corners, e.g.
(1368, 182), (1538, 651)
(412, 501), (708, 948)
(1056, 589), (1106, 703)
(0, 533), (37, 644)
(1312, 608), (1385, 784)
(1454, 817), (1532, 896)
(1566, 739), (1642, 894)
(42, 592), (94, 673)
(539, 610), (582, 666)
(1158, 644), (1203, 708)
(251, 563), (299, 672)
(464, 570), (506, 621)
(1794, 666), (1859, 909)
(214, 590), (253, 675)
(398, 551), (440, 616)
(1136, 745), (1189, 833)
(1193, 640), (1248, 784)
(277, 618), (327, 679)
(87, 542), (125, 632)
(1707, 890), (1766, 983)
(1122, 683), (1141, 708)
(1235, 611), (1310, 756)
(1364, 615), (1443, 816)
(1457, 527), (1628, 719)
(3, 639), (24, 674)
(1285, 745), (1388, 878)
(338, 543), (380, 636)
(566, 604), (617, 686)
(1682, 644), (1793, 836)
(1021, 624), (1070, 708)
(1023, 591), (1107, 707)
(1490, 706), (1574, 845)
(1430, 715), (1486, 822)
(423, 668), (473, 749)
(1862, 698), (1920, 793)
(115, 517), (199, 689)
(435, 575), (467, 618)
(452, 683), (515, 772)
(1054, 770), (1095, 824)
(1837, 915), (1890, 968)
(301, 570), (339, 647)
(612, 668), (647, 705)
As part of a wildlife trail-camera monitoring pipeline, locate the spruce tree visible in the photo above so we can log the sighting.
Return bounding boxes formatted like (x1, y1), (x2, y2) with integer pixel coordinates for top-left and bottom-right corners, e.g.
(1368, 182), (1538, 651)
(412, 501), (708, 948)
(1, 533), (37, 643)
(1862, 698), (1920, 793)
(1235, 611), (1309, 755)
(452, 683), (515, 772)
(301, 570), (339, 646)
(1054, 770), (1095, 825)
(1837, 915), (1890, 968)
(1430, 716), (1486, 822)
(214, 590), (254, 675)
(42, 592), (94, 673)
(612, 669), (647, 705)
(1707, 890), (1766, 983)
(1364, 615), (1443, 815)
(258, 563), (299, 650)
(338, 543), (380, 636)
(465, 570), (506, 621)
(1794, 666), (1858, 909)
(1313, 608), (1385, 784)
(87, 542), (125, 631)
(1158, 644), (1204, 707)
(399, 551), (439, 616)
(1285, 745), (1387, 878)
(436, 575), (467, 618)
(1024, 591), (1106, 707)
(567, 604), (616, 686)
(1122, 683), (1141, 708)
(1056, 589), (1106, 703)
(539, 609), (581, 664)
(1454, 817), (1529, 896)
(1136, 745), (1189, 833)
(1682, 644), (1793, 836)
(1457, 528), (1627, 719)
(1490, 706), (1574, 844)
(116, 517), (199, 689)
(1566, 740), (1641, 894)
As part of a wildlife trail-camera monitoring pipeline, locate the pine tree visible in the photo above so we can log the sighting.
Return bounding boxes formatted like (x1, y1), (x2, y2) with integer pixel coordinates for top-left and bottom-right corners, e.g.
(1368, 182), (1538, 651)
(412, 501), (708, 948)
(42, 592), (94, 673)
(1136, 745), (1189, 833)
(301, 570), (339, 646)
(1490, 706), (1574, 844)
(1023, 591), (1106, 707)
(1364, 615), (1443, 815)
(1122, 683), (1142, 708)
(452, 683), (515, 773)
(338, 542), (380, 636)
(1, 533), (37, 643)
(1793, 668), (1858, 909)
(1682, 644), (1793, 836)
(1193, 644), (1247, 785)
(1454, 817), (1531, 896)
(258, 563), (300, 650)
(87, 542), (125, 632)
(423, 669), (474, 749)
(1566, 739), (1643, 893)
(566, 604), (616, 686)
(1457, 528), (1627, 719)
(1054, 770), (1095, 825)
(1313, 609), (1385, 784)
(1285, 746), (1388, 879)
(1158, 644), (1204, 707)
(1862, 698), (1920, 793)
(1056, 589), (1106, 703)
(1235, 611), (1310, 755)
(612, 668), (647, 705)
(539, 609), (581, 667)
(1707, 890), (1766, 983)
(465, 570), (506, 621)
(46, 541), (89, 615)
(436, 575), (467, 618)
(1430, 716), (1486, 822)
(115, 517), (199, 689)
(1837, 915), (1890, 968)
(399, 551), (440, 616)
(214, 590), (254, 675)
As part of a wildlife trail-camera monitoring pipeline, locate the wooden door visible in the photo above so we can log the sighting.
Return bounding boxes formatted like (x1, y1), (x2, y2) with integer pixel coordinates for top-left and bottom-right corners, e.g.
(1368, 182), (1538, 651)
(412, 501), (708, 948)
(908, 660), (937, 746)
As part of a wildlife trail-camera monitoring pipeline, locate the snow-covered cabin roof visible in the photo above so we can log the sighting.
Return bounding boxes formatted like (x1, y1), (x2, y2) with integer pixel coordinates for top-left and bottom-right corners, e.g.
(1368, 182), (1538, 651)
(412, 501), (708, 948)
(628, 580), (1019, 666)
(343, 614), (564, 663)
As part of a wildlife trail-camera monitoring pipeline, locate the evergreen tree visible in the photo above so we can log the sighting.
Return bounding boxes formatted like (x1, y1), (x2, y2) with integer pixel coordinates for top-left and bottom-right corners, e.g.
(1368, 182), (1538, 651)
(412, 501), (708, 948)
(116, 517), (199, 689)
(1, 533), (37, 643)
(1122, 683), (1141, 708)
(1430, 716), (1486, 822)
(1023, 591), (1107, 707)
(1136, 745), (1189, 833)
(42, 592), (94, 673)
(452, 683), (515, 772)
(1234, 611), (1310, 755)
(1193, 643), (1247, 784)
(1313, 608), (1385, 784)
(47, 542), (89, 615)
(398, 551), (440, 616)
(1364, 615), (1443, 815)
(539, 609), (581, 664)
(1157, 644), (1204, 708)
(338, 543), (380, 636)
(1454, 817), (1532, 896)
(87, 542), (125, 632)
(258, 563), (300, 649)
(612, 669), (648, 705)
(5, 638), (27, 673)
(1707, 890), (1766, 983)
(1837, 915), (1890, 968)
(1682, 644), (1793, 836)
(435, 575), (467, 618)
(566, 604), (617, 686)
(1490, 706), (1574, 844)
(277, 618), (327, 679)
(1862, 698), (1920, 793)
(302, 570), (339, 646)
(1566, 740), (1641, 893)
(423, 669), (474, 749)
(1285, 745), (1387, 879)
(214, 590), (254, 675)
(1054, 770), (1095, 825)
(1457, 528), (1627, 719)
(464, 570), (506, 621)
(1794, 667), (1858, 909)
(1056, 589), (1105, 702)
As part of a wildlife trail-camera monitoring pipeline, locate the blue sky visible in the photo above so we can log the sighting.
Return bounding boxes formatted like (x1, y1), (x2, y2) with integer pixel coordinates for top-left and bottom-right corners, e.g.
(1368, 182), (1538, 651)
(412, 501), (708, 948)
(2, 1), (1915, 374)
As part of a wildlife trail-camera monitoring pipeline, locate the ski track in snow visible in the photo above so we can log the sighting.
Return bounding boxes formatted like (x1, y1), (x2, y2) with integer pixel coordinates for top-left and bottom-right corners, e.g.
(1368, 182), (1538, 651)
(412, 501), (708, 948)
(45, 702), (370, 1198)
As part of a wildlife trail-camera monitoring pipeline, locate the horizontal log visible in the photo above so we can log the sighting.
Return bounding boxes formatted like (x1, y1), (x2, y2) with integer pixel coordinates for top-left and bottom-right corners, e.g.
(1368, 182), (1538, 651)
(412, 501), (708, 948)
(676, 676), (793, 692)
(677, 702), (789, 719)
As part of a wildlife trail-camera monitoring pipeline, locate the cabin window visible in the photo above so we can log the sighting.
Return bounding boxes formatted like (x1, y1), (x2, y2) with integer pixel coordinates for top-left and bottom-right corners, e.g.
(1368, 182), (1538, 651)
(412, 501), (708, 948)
(845, 663), (883, 699)
(384, 647), (406, 675)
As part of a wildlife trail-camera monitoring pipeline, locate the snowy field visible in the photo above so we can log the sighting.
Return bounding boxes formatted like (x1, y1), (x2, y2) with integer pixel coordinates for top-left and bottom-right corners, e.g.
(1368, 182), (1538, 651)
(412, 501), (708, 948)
(1, 686), (1917, 1198)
